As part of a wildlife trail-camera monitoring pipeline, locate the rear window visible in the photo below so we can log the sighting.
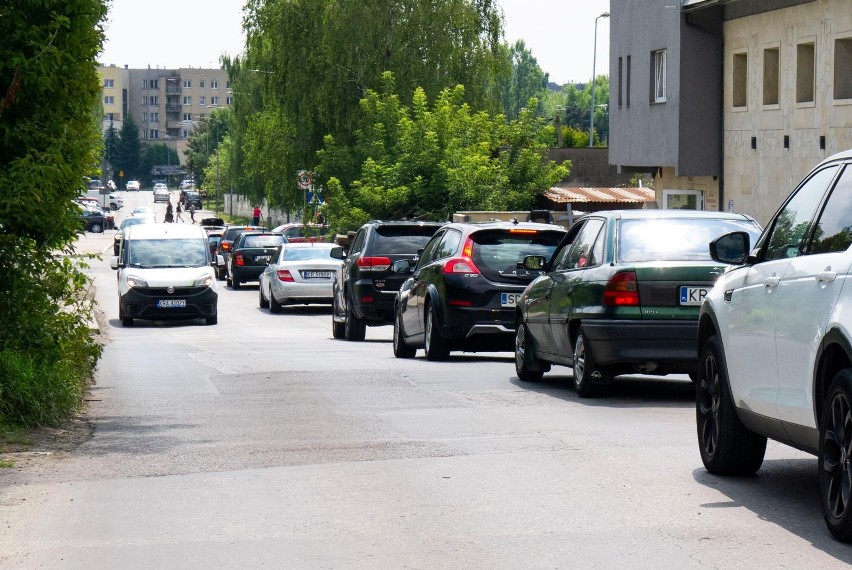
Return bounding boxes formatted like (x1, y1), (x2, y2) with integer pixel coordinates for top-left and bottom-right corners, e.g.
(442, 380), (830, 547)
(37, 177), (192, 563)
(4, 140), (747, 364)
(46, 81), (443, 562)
(242, 235), (285, 248)
(369, 225), (442, 254)
(471, 229), (564, 274)
(617, 218), (762, 262)
(282, 247), (335, 261)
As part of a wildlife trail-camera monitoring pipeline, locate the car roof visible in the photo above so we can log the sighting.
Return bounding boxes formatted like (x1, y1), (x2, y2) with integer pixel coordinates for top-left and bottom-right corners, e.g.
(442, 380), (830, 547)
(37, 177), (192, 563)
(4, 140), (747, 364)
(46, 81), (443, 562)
(577, 209), (758, 222)
(125, 223), (207, 240)
(284, 241), (336, 248)
(364, 220), (444, 228)
(442, 221), (566, 232)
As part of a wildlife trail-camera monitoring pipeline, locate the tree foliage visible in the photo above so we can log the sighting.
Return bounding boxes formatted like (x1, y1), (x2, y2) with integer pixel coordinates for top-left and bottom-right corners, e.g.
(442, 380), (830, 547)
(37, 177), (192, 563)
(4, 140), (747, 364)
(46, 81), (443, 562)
(138, 143), (179, 186)
(114, 114), (141, 181)
(184, 108), (229, 188)
(0, 0), (107, 426)
(499, 40), (548, 121)
(318, 75), (569, 231)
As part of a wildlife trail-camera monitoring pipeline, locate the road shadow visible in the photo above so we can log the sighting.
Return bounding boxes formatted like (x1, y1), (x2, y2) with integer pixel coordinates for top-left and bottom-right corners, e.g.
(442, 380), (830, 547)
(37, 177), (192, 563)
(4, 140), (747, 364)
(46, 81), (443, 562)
(692, 461), (852, 562)
(107, 318), (210, 329)
(261, 305), (332, 315)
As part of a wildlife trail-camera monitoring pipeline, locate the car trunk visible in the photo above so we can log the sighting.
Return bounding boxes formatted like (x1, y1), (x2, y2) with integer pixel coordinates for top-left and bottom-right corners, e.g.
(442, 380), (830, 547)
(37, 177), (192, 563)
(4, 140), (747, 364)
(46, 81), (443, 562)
(632, 262), (728, 319)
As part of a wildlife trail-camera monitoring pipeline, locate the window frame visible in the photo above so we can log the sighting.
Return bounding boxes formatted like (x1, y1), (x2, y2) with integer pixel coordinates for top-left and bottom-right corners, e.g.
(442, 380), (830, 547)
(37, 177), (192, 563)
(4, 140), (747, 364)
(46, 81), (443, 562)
(652, 49), (667, 104)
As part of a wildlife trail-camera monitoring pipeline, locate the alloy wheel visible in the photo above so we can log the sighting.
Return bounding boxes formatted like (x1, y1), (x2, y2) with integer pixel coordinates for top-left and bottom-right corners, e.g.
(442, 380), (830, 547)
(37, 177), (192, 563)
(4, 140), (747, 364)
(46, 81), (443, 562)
(822, 391), (852, 520)
(515, 325), (527, 371)
(573, 335), (586, 387)
(698, 350), (721, 457)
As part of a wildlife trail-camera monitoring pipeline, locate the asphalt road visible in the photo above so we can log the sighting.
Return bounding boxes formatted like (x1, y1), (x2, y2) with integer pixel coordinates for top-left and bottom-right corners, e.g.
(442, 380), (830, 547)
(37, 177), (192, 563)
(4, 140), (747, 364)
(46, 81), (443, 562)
(1, 191), (850, 568)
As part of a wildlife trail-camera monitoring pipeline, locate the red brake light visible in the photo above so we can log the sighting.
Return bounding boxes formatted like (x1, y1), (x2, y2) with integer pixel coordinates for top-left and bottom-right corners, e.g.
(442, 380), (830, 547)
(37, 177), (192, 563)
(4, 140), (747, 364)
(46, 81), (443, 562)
(603, 271), (639, 306)
(234, 253), (245, 266)
(443, 237), (480, 274)
(276, 269), (294, 282)
(221, 242), (231, 251)
(357, 256), (392, 271)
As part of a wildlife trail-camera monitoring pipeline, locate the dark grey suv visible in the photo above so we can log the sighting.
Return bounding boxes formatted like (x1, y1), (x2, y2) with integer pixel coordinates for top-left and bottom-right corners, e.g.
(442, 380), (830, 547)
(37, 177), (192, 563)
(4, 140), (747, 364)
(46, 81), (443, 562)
(331, 221), (444, 341)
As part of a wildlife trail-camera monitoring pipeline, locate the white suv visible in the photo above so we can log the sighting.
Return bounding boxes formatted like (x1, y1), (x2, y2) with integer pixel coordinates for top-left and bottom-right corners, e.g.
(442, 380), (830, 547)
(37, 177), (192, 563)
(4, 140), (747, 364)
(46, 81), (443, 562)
(697, 149), (852, 541)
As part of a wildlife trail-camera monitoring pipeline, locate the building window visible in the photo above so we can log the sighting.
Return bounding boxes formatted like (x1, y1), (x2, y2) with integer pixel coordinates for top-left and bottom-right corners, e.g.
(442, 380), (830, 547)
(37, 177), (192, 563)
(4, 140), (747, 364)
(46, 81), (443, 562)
(211, 80), (218, 89)
(835, 37), (852, 100)
(183, 129), (189, 138)
(149, 95), (159, 106)
(210, 96), (219, 106)
(149, 130), (159, 139)
(141, 113), (147, 123)
(618, 57), (623, 108)
(183, 96), (192, 105)
(183, 113), (192, 121)
(200, 80), (205, 88)
(797, 42), (816, 104)
(226, 96), (233, 105)
(733, 52), (748, 108)
(104, 95), (114, 105)
(226, 80), (231, 89)
(183, 79), (191, 88)
(763, 46), (780, 106)
(142, 79), (147, 89)
(149, 112), (159, 123)
(145, 79), (159, 90)
(104, 78), (114, 88)
(652, 49), (666, 103)
(105, 112), (115, 121)
(199, 96), (206, 105)
(663, 189), (704, 210)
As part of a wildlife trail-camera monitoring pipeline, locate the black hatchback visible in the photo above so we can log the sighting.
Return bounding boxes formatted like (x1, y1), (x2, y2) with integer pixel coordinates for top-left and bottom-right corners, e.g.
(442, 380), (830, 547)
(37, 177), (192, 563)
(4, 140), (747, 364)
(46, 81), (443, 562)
(392, 221), (565, 360)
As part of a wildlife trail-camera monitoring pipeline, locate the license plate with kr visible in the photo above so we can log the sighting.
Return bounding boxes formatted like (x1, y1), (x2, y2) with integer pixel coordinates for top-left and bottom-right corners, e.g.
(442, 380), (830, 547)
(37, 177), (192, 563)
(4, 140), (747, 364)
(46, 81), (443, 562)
(679, 286), (708, 306)
(303, 270), (332, 279)
(157, 299), (186, 308)
(255, 255), (271, 263)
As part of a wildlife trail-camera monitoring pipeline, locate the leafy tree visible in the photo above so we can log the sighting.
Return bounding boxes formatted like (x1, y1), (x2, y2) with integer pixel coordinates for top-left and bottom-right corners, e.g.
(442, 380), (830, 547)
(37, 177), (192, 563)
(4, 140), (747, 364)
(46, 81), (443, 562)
(115, 114), (141, 181)
(184, 108), (230, 188)
(0, 0), (107, 426)
(202, 134), (234, 204)
(499, 40), (548, 121)
(103, 120), (119, 179)
(139, 143), (179, 187)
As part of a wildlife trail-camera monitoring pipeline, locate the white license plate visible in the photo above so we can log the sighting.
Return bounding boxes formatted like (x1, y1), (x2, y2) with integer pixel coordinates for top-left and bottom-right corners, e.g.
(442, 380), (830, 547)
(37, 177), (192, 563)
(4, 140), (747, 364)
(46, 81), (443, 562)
(303, 271), (332, 279)
(255, 255), (271, 263)
(679, 286), (708, 306)
(157, 299), (186, 308)
(501, 293), (522, 308)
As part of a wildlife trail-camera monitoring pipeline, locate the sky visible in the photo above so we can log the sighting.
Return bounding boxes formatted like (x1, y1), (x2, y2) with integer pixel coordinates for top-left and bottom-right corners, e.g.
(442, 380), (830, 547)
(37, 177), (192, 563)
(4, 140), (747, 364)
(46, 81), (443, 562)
(99, 0), (611, 85)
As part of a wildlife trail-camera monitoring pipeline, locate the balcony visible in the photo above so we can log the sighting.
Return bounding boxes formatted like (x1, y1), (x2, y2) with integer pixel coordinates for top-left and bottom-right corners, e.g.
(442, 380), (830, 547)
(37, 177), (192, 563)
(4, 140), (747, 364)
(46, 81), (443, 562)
(166, 104), (181, 112)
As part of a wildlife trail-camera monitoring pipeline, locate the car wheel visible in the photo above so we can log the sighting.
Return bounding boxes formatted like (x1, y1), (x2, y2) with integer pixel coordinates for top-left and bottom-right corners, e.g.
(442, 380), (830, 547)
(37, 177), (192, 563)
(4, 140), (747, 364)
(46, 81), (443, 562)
(258, 284), (269, 309)
(331, 296), (345, 339)
(696, 335), (767, 475)
(393, 310), (416, 358)
(206, 313), (218, 325)
(110, 203), (118, 211)
(344, 294), (366, 341)
(572, 329), (607, 398)
(215, 266), (224, 281)
(819, 369), (852, 542)
(232, 277), (241, 290)
(90, 222), (103, 233)
(225, 270), (232, 287)
(269, 292), (283, 314)
(515, 322), (546, 382)
(121, 310), (133, 327)
(424, 304), (450, 361)
(113, 245), (119, 256)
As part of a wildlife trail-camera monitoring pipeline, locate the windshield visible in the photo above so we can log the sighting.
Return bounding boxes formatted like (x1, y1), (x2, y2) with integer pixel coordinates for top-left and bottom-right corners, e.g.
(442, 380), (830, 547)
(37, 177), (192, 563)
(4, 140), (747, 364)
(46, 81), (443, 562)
(617, 218), (762, 262)
(126, 239), (208, 268)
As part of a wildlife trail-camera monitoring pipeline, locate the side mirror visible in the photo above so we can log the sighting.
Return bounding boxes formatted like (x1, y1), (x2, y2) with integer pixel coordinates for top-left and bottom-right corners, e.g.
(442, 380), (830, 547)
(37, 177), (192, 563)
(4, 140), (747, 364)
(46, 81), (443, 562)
(522, 255), (547, 271)
(392, 259), (411, 274)
(330, 246), (345, 260)
(109, 257), (119, 270)
(709, 232), (750, 265)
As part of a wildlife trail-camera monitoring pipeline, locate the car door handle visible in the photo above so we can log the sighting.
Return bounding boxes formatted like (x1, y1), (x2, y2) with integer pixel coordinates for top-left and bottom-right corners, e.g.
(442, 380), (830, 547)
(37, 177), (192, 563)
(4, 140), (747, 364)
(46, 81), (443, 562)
(763, 275), (780, 289)
(817, 270), (837, 283)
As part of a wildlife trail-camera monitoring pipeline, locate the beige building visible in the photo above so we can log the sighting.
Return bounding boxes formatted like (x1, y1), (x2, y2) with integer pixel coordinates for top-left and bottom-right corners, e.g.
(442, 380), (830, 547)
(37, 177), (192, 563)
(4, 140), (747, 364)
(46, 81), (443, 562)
(97, 64), (232, 164)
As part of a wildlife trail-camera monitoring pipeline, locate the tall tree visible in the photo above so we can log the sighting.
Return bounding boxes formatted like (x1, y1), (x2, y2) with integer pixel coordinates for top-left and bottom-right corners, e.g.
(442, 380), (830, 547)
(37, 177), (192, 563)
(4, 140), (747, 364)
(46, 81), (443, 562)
(139, 143), (179, 186)
(184, 108), (229, 188)
(115, 114), (141, 181)
(103, 120), (119, 180)
(499, 40), (548, 121)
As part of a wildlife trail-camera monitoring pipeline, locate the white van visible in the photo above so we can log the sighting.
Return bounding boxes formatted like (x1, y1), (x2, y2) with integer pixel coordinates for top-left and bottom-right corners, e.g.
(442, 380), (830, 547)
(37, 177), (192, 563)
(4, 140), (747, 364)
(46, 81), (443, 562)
(110, 224), (218, 326)
(85, 189), (123, 210)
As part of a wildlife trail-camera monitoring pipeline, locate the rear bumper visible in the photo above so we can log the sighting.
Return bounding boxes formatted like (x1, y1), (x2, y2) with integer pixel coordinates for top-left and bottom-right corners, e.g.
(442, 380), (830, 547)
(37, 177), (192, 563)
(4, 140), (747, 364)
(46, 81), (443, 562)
(232, 265), (266, 282)
(351, 280), (398, 324)
(271, 280), (333, 304)
(580, 319), (698, 367)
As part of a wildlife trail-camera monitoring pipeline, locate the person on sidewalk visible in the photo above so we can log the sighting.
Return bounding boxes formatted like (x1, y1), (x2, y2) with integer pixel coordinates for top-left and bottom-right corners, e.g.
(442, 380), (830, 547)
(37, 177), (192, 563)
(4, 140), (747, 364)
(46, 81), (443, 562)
(165, 200), (174, 223)
(176, 201), (184, 223)
(252, 205), (262, 226)
(189, 203), (196, 223)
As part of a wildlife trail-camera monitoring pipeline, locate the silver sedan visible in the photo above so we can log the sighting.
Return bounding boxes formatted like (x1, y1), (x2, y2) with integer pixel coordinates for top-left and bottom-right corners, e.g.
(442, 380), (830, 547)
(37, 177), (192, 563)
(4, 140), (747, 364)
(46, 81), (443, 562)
(258, 243), (343, 313)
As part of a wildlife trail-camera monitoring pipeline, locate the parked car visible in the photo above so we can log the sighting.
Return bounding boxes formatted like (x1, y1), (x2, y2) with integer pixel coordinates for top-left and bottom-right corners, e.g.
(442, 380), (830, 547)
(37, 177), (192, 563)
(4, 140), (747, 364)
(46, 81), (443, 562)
(697, 149), (852, 541)
(126, 180), (141, 191)
(226, 232), (288, 289)
(393, 221), (566, 360)
(153, 186), (170, 203)
(111, 223), (217, 326)
(271, 223), (329, 243)
(513, 209), (762, 396)
(114, 215), (155, 255)
(77, 203), (106, 233)
(213, 225), (266, 280)
(259, 243), (343, 312)
(331, 220), (444, 341)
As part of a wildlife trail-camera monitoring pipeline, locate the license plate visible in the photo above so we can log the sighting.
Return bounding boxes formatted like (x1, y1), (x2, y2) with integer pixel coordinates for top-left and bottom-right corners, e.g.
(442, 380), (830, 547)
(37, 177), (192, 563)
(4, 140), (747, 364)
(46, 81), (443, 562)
(255, 255), (271, 263)
(501, 293), (522, 308)
(679, 286), (708, 306)
(157, 299), (186, 308)
(303, 271), (332, 279)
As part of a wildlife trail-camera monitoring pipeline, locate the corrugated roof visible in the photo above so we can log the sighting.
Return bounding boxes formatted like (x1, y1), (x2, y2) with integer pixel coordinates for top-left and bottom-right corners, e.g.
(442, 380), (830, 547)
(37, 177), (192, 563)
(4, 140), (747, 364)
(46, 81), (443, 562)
(544, 186), (656, 204)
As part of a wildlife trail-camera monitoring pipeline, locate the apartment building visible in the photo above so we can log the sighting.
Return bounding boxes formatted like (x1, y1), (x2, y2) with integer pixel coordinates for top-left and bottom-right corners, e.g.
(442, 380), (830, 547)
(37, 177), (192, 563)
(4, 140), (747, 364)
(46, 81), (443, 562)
(97, 64), (232, 164)
(609, 0), (852, 224)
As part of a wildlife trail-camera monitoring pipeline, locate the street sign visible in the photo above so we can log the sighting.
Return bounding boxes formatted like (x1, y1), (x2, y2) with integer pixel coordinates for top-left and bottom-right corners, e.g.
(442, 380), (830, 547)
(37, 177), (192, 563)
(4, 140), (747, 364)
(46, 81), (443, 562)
(297, 170), (313, 190)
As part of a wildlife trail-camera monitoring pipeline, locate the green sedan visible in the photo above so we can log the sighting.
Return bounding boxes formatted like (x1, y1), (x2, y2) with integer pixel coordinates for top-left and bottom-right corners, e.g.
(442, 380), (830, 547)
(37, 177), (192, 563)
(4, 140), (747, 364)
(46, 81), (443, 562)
(514, 209), (762, 397)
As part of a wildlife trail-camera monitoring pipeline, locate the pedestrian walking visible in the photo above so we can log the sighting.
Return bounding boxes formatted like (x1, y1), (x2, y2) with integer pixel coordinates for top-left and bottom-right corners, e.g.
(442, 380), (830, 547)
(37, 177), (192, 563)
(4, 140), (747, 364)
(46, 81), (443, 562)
(176, 201), (184, 223)
(189, 203), (196, 223)
(165, 200), (174, 223)
(252, 205), (262, 226)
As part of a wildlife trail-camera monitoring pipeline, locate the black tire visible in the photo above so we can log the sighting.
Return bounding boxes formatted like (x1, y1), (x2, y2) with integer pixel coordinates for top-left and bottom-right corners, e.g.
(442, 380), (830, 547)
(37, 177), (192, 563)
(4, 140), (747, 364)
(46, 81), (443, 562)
(344, 294), (366, 341)
(424, 304), (450, 361)
(269, 292), (283, 314)
(331, 295), (345, 339)
(121, 315), (133, 327)
(515, 322), (546, 382)
(819, 369), (852, 542)
(90, 222), (103, 233)
(258, 285), (269, 309)
(232, 277), (241, 290)
(225, 269), (232, 287)
(696, 335), (767, 475)
(393, 310), (416, 358)
(113, 245), (119, 256)
(110, 203), (118, 211)
(206, 313), (218, 325)
(215, 266), (225, 281)
(572, 329), (608, 398)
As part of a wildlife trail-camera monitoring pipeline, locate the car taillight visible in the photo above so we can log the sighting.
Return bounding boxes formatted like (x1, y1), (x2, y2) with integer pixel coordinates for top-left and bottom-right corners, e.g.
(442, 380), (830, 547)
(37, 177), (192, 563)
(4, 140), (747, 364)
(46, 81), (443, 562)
(443, 237), (480, 274)
(276, 270), (294, 282)
(221, 242), (231, 251)
(235, 253), (245, 266)
(603, 271), (639, 306)
(357, 256), (392, 271)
